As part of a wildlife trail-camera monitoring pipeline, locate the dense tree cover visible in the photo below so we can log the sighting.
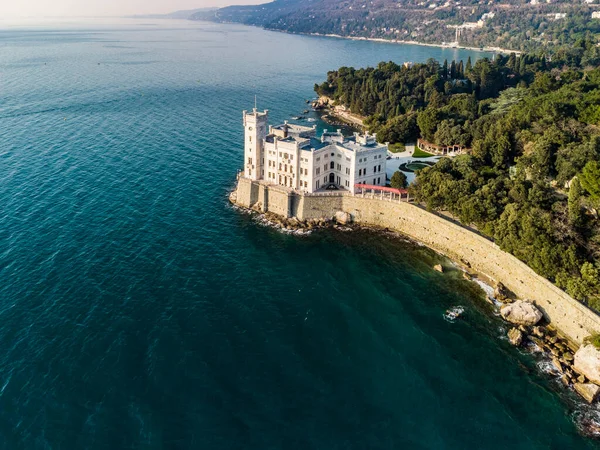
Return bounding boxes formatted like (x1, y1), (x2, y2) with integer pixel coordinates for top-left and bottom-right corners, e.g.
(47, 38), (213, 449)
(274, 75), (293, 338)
(411, 70), (600, 309)
(317, 48), (600, 310)
(195, 0), (600, 54)
(315, 53), (551, 146)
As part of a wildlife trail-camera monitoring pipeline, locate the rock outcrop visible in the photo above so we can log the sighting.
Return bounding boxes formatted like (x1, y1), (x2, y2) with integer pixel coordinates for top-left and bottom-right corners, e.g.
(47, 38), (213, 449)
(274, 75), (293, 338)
(335, 211), (352, 225)
(312, 96), (331, 110)
(494, 282), (512, 303)
(507, 328), (523, 346)
(500, 300), (543, 326)
(433, 264), (443, 273)
(574, 383), (600, 403)
(574, 344), (600, 386)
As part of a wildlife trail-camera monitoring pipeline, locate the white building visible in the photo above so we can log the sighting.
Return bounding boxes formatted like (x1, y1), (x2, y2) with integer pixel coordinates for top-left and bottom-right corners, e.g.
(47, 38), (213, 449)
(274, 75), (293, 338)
(242, 109), (388, 193)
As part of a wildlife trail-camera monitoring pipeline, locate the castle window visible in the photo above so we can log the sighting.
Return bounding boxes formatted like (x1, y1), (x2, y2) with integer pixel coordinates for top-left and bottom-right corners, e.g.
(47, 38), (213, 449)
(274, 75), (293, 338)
(330, 161), (334, 169)
(249, 136), (252, 143)
(248, 157), (253, 165)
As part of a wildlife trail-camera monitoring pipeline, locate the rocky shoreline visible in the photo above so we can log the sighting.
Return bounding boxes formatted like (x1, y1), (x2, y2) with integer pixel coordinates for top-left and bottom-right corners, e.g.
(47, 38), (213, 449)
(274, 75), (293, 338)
(312, 96), (365, 129)
(231, 195), (600, 436)
(490, 281), (600, 411)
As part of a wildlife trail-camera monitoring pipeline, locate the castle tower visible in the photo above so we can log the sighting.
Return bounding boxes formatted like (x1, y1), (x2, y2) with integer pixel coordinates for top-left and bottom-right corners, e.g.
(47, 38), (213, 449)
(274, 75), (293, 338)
(242, 108), (268, 180)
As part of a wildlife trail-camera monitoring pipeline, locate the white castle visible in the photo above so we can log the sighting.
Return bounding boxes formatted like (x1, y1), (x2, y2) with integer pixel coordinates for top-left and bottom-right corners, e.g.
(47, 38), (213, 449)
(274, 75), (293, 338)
(242, 109), (388, 193)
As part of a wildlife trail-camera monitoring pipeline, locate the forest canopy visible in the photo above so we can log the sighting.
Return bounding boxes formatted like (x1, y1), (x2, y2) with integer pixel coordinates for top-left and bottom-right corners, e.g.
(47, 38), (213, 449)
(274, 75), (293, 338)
(316, 41), (600, 310)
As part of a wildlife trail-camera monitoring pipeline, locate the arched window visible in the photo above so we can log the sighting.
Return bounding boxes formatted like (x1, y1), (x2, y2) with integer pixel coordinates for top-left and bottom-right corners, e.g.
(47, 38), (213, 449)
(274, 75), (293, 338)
(330, 161), (334, 169)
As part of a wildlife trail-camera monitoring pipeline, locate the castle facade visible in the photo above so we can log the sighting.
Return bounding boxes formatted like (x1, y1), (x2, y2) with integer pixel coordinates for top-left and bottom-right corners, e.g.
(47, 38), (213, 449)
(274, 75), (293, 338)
(242, 109), (388, 193)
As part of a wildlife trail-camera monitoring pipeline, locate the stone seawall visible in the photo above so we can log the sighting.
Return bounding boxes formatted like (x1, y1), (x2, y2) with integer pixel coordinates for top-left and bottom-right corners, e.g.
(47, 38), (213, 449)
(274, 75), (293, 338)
(234, 178), (600, 345)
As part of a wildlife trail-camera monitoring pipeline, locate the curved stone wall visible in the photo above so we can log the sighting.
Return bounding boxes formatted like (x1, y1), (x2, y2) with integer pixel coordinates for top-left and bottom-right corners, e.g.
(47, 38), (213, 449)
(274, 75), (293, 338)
(235, 179), (600, 345)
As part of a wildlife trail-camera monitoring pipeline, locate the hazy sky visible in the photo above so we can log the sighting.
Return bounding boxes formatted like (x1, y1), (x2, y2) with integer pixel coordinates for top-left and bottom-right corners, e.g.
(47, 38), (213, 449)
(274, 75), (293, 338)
(0, 0), (260, 18)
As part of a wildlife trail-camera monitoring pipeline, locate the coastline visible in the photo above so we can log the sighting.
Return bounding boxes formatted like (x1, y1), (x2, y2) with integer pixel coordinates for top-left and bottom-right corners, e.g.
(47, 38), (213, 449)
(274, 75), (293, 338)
(230, 179), (600, 345)
(265, 28), (521, 55)
(195, 20), (520, 55)
(230, 187), (600, 435)
(313, 96), (365, 129)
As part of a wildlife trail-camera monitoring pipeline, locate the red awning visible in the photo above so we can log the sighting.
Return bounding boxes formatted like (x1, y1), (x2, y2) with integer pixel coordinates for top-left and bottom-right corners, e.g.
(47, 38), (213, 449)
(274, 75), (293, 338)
(355, 184), (408, 194)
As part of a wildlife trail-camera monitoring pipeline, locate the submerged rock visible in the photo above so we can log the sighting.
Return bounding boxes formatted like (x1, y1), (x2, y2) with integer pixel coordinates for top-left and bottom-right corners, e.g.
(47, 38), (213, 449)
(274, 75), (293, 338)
(574, 344), (600, 385)
(500, 300), (543, 326)
(574, 383), (600, 404)
(508, 328), (523, 346)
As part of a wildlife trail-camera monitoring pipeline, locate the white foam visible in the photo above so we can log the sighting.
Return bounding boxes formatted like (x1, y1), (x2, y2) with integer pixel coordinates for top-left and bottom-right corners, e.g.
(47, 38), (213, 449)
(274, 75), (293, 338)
(443, 305), (464, 322)
(573, 407), (600, 438)
(536, 360), (561, 376)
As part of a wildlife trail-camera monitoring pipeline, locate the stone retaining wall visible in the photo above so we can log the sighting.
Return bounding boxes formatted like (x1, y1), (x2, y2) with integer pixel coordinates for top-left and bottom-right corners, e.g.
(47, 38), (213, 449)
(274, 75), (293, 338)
(235, 179), (600, 345)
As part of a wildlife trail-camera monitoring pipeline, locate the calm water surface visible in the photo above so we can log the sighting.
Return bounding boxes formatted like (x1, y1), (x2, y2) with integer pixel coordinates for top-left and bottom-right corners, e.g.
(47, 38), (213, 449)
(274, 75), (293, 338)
(0, 18), (598, 449)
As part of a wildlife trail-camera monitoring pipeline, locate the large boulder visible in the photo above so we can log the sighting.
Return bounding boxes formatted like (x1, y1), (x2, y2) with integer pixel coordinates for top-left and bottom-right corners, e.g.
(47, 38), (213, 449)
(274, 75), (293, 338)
(334, 211), (352, 225)
(574, 344), (600, 386)
(500, 300), (543, 326)
(574, 383), (600, 404)
(494, 282), (511, 302)
(507, 328), (523, 346)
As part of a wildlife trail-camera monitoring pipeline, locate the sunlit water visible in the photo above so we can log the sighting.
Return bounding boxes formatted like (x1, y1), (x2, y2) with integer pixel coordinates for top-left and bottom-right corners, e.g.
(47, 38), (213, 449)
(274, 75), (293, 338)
(0, 18), (598, 449)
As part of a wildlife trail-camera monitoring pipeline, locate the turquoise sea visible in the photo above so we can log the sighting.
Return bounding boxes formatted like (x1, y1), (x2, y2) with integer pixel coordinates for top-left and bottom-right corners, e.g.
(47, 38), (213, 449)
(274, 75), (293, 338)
(0, 18), (599, 449)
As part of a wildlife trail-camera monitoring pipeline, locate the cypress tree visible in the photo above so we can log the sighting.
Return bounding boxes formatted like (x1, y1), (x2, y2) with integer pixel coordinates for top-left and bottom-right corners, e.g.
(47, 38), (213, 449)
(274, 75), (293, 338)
(507, 53), (517, 70)
(519, 56), (527, 75)
(568, 177), (583, 227)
